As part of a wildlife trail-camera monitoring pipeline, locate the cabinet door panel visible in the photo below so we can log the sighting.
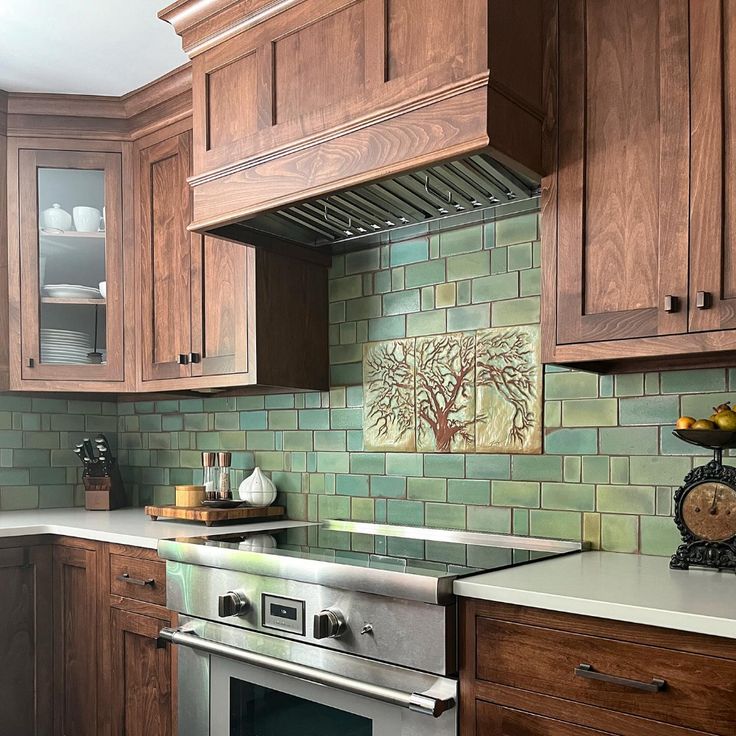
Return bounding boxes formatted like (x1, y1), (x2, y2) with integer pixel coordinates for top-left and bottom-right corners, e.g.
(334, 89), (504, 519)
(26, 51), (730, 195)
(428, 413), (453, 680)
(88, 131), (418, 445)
(0, 545), (52, 735)
(477, 701), (613, 736)
(53, 544), (98, 736)
(191, 236), (253, 377)
(690, 0), (736, 331)
(139, 131), (194, 382)
(556, 0), (689, 344)
(110, 609), (173, 736)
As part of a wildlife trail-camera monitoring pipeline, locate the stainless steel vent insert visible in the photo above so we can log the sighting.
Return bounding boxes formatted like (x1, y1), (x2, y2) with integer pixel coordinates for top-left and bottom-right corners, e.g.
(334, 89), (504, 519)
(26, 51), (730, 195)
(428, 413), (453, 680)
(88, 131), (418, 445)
(218, 153), (538, 248)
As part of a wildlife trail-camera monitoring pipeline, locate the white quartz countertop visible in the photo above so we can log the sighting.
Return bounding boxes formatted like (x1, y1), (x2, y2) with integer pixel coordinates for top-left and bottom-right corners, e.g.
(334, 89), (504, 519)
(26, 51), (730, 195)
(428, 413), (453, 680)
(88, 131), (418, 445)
(454, 551), (736, 640)
(0, 507), (310, 550)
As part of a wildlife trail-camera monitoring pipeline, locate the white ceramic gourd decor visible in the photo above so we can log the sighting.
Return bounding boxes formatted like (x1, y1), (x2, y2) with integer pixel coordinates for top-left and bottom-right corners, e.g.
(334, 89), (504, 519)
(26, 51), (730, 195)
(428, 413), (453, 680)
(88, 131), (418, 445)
(41, 203), (72, 231)
(238, 467), (277, 507)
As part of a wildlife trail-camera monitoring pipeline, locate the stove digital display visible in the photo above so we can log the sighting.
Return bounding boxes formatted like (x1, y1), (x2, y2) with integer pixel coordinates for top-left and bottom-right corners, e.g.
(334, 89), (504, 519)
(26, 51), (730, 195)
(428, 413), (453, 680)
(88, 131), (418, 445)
(270, 602), (298, 620)
(262, 594), (305, 635)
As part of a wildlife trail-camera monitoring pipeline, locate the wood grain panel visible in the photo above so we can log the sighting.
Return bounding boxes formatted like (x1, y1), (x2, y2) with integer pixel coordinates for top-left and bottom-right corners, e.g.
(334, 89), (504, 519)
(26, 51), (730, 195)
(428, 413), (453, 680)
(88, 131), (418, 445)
(555, 0), (689, 344)
(207, 51), (260, 149)
(274, 1), (366, 124)
(138, 131), (194, 382)
(477, 701), (610, 736)
(109, 553), (166, 606)
(0, 546), (52, 736)
(191, 235), (251, 377)
(110, 609), (173, 736)
(475, 617), (736, 735)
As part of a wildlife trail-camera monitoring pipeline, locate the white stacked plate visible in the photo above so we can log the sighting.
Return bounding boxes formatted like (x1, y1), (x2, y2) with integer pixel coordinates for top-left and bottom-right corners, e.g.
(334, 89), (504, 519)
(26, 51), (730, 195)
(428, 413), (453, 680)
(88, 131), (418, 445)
(41, 328), (93, 364)
(43, 284), (102, 299)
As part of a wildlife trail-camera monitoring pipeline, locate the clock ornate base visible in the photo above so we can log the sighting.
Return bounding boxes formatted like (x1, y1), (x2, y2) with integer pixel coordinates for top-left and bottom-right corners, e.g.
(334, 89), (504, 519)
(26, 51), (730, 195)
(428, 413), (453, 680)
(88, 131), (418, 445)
(670, 458), (736, 572)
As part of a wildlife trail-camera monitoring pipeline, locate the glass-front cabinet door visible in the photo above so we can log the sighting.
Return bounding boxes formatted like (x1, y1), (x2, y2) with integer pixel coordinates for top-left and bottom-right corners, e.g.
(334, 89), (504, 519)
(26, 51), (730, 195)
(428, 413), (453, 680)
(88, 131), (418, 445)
(18, 149), (123, 383)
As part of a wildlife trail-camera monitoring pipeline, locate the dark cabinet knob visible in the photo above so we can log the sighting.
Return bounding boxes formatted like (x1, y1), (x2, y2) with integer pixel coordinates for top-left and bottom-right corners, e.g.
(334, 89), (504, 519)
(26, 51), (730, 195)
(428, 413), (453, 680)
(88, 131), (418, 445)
(663, 295), (679, 313)
(189, 352), (201, 364)
(696, 291), (712, 309)
(177, 354), (190, 365)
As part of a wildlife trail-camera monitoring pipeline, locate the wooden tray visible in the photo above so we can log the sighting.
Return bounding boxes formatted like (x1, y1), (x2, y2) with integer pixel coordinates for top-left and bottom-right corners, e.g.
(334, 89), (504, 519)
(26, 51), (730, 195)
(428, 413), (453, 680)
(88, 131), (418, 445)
(145, 504), (285, 527)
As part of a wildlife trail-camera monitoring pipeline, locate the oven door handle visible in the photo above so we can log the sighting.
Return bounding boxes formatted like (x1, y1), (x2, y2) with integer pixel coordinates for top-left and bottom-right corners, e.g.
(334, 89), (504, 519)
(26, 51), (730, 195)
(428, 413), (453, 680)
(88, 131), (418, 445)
(159, 627), (455, 718)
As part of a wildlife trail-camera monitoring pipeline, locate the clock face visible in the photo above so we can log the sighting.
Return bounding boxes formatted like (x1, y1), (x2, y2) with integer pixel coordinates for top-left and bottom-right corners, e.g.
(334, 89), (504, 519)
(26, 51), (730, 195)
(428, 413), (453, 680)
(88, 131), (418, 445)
(681, 481), (736, 542)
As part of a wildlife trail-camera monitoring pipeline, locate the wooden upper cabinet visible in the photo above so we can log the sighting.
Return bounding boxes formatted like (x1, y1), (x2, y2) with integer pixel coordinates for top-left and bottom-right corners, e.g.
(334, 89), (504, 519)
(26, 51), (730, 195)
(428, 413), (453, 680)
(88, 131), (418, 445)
(555, 0), (689, 345)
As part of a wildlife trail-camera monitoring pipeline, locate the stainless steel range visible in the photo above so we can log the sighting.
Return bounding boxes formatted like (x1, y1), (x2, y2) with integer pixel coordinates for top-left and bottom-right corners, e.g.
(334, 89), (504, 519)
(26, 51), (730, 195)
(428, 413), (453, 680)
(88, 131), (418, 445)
(158, 520), (582, 736)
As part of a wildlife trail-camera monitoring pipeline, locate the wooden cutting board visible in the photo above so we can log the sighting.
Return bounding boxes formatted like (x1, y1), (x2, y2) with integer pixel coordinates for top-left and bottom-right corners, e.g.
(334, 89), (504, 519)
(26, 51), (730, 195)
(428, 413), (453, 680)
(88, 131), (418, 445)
(145, 504), (285, 527)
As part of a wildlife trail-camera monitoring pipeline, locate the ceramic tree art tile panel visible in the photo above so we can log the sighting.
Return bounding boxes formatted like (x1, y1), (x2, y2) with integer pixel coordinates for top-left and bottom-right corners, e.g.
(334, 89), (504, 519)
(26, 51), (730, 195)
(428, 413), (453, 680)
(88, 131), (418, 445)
(475, 325), (542, 454)
(415, 333), (475, 453)
(363, 339), (416, 451)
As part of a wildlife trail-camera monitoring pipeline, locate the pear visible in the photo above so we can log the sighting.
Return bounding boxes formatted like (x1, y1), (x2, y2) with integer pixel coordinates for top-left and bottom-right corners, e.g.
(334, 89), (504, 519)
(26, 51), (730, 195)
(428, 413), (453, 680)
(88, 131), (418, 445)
(715, 409), (736, 431)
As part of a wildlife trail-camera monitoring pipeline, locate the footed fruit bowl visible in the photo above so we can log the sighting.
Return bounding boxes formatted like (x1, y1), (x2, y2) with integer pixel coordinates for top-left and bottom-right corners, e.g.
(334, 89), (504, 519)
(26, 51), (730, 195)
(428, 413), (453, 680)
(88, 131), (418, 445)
(672, 429), (736, 450)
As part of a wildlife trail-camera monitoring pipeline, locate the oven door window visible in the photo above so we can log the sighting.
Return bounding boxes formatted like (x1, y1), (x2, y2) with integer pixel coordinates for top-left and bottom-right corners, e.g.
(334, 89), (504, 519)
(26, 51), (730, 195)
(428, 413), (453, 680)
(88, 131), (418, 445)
(211, 657), (402, 736)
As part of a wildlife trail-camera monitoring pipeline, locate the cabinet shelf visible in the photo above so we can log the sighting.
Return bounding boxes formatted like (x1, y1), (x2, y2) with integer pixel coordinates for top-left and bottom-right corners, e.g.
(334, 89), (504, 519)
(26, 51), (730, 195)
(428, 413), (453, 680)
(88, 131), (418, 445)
(39, 229), (105, 239)
(40, 297), (106, 306)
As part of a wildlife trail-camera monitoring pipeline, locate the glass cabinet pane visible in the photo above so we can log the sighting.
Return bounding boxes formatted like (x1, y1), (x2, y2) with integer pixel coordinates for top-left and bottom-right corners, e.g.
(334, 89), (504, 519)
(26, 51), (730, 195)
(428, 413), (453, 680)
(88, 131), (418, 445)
(37, 167), (107, 366)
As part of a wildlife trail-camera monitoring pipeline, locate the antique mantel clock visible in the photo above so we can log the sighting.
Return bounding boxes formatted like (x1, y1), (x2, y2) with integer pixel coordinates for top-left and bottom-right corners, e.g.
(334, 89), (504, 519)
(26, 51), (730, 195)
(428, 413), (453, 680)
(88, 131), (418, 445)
(671, 431), (736, 572)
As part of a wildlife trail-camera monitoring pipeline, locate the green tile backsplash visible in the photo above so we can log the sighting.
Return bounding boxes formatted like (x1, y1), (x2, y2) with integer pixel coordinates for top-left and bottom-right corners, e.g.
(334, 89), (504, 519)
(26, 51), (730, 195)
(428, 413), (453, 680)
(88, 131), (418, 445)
(1, 203), (735, 557)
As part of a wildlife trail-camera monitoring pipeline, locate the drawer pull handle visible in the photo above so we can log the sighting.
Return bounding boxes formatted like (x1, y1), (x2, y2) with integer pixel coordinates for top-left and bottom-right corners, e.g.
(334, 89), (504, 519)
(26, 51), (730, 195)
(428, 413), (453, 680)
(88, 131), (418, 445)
(117, 572), (155, 588)
(696, 291), (712, 310)
(574, 664), (666, 693)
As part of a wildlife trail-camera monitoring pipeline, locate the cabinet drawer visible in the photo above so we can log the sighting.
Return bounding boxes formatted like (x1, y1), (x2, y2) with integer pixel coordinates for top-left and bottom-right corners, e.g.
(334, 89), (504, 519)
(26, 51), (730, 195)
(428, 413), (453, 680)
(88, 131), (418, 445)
(109, 553), (166, 606)
(476, 617), (736, 735)
(477, 701), (612, 736)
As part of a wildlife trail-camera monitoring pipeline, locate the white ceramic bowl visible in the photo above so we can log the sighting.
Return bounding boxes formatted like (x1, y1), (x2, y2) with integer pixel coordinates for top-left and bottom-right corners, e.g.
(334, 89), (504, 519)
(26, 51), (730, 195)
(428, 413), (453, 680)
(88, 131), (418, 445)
(98, 281), (107, 299)
(73, 206), (101, 232)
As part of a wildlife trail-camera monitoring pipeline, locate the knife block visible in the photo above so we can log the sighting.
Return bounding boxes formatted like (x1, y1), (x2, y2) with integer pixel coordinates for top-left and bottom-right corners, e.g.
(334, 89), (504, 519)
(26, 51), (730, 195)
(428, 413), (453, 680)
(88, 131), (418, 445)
(84, 466), (126, 510)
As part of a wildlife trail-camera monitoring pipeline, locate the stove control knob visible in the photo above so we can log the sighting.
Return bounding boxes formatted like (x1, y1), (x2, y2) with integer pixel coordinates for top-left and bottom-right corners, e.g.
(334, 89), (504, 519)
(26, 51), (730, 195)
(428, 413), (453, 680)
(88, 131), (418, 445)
(218, 591), (248, 618)
(313, 608), (346, 639)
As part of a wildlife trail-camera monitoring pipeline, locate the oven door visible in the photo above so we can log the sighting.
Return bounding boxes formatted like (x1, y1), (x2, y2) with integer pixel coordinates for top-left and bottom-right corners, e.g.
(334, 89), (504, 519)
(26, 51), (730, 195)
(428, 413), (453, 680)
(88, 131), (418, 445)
(163, 616), (457, 736)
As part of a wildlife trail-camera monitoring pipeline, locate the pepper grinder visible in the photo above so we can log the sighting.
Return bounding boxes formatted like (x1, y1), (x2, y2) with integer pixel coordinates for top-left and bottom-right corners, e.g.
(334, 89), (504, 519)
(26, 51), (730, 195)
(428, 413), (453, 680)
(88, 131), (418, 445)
(202, 452), (217, 501)
(217, 451), (233, 500)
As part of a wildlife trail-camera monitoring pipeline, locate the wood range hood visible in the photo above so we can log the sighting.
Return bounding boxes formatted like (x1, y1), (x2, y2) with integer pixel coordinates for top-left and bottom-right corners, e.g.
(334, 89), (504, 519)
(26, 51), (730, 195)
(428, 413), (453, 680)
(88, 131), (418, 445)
(159, 0), (547, 250)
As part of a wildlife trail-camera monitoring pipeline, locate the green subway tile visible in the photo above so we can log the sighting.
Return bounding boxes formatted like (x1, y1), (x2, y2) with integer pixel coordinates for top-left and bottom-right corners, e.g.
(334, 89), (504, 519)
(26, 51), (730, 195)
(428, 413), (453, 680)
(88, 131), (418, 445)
(457, 279), (472, 306)
(270, 471), (301, 493)
(490, 247), (507, 274)
(544, 428), (597, 455)
(680, 392), (735, 421)
(31, 398), (66, 413)
(406, 310), (446, 336)
(447, 252), (490, 282)
(582, 456), (609, 484)
(599, 376), (614, 398)
(253, 451), (285, 471)
(599, 427), (658, 456)
(330, 254), (345, 278)
(317, 452), (350, 473)
(520, 268), (541, 297)
(407, 477), (446, 501)
(329, 387), (346, 408)
(180, 398), (205, 412)
(656, 486), (673, 516)
(184, 414), (209, 431)
(347, 431), (363, 451)
(507, 242), (533, 270)
(391, 268), (405, 291)
(541, 482), (595, 511)
(139, 415), (162, 432)
(561, 398), (618, 427)
(240, 411), (267, 430)
(597, 485), (655, 514)
(268, 410), (298, 430)
(467, 506), (512, 533)
(162, 415), (184, 432)
(350, 453), (385, 474)
(346, 296), (381, 321)
(30, 467), (66, 484)
(512, 455), (562, 481)
(23, 432), (60, 450)
(619, 396), (679, 426)
(544, 401), (562, 428)
(0, 468), (31, 484)
(13, 449), (50, 467)
(544, 371), (599, 399)
(345, 248), (380, 274)
(246, 431), (275, 451)
(299, 409), (331, 430)
(495, 213), (538, 246)
(563, 456), (581, 482)
(1, 486), (39, 510)
(387, 499), (424, 525)
(447, 304), (490, 331)
(513, 508), (529, 534)
(424, 454), (465, 478)
(383, 289), (420, 315)
(329, 302), (346, 324)
(492, 480), (540, 508)
(466, 455), (511, 479)
(385, 453), (423, 476)
(331, 408), (363, 429)
(318, 495), (351, 520)
(492, 296), (540, 326)
(314, 431), (346, 451)
(439, 224), (482, 257)
(615, 373), (644, 397)
(330, 275), (363, 301)
(283, 431), (313, 451)
(374, 270), (391, 294)
(330, 344), (362, 364)
(336, 474), (369, 496)
(18, 413), (41, 431)
(529, 510), (581, 540)
(351, 497), (374, 522)
(628, 456), (692, 485)
(219, 432), (247, 450)
(405, 260), (446, 288)
(601, 514), (639, 553)
(265, 394), (295, 409)
(447, 479), (490, 505)
(472, 273), (518, 303)
(421, 286), (435, 311)
(369, 315), (405, 341)
(330, 363), (363, 386)
(660, 427), (710, 456)
(640, 516), (681, 556)
(0, 397), (31, 412)
(644, 372), (660, 394)
(390, 238), (429, 266)
(660, 369), (726, 394)
(425, 503), (466, 529)
(214, 412), (239, 431)
(371, 475), (406, 498)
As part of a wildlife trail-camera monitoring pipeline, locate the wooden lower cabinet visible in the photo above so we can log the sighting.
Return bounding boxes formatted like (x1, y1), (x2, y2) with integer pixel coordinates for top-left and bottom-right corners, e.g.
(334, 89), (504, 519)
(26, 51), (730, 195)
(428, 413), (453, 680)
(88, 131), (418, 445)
(462, 599), (736, 736)
(0, 541), (53, 735)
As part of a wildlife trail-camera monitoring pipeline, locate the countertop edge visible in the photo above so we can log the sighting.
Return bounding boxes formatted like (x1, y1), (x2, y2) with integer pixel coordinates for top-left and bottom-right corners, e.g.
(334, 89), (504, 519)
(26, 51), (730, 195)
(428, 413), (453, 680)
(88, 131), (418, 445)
(0, 522), (161, 549)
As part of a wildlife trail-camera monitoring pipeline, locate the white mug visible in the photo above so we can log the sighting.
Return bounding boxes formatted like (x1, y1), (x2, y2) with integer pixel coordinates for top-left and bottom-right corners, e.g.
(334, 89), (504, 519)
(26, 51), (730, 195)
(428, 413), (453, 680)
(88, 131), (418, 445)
(73, 206), (101, 233)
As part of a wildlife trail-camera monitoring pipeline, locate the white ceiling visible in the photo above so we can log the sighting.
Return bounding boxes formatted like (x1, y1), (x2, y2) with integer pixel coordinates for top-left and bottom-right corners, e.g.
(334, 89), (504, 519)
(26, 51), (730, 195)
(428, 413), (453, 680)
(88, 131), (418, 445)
(0, 0), (189, 96)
